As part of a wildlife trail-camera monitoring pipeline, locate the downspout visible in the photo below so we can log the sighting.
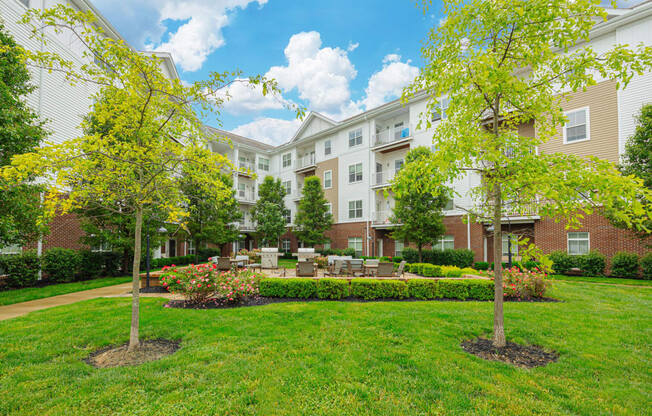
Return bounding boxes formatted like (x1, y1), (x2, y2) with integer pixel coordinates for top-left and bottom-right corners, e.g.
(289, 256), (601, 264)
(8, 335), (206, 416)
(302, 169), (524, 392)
(467, 214), (471, 250)
(36, 0), (45, 280)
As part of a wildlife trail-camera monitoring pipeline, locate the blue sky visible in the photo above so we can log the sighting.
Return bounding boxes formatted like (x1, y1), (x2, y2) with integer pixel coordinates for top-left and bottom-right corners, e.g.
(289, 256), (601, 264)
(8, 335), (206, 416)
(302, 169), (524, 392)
(93, 0), (445, 145)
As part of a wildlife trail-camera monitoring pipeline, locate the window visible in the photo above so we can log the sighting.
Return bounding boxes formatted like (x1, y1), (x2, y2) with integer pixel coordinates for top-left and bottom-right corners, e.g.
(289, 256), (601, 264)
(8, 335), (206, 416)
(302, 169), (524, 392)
(564, 108), (589, 143)
(348, 163), (363, 183)
(282, 180), (291, 195)
(432, 97), (450, 121)
(258, 157), (269, 171)
(324, 139), (332, 156)
(187, 240), (195, 255)
(348, 200), (363, 219)
(282, 239), (291, 253)
(434, 235), (454, 251)
(323, 241), (331, 250)
(324, 170), (332, 189)
(238, 182), (246, 197)
(325, 202), (332, 215)
(348, 128), (362, 147)
(91, 241), (112, 253)
(444, 199), (454, 211)
(395, 241), (404, 257)
(568, 232), (589, 255)
(282, 153), (292, 168)
(284, 209), (292, 224)
(501, 234), (519, 256)
(394, 159), (404, 172)
(348, 237), (363, 257)
(0, 244), (22, 255)
(18, 0), (30, 7)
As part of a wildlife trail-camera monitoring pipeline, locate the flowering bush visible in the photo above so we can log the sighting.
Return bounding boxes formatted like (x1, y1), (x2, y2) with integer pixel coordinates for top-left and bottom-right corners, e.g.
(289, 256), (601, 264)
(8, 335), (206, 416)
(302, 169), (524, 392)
(487, 266), (551, 299)
(314, 256), (328, 269)
(160, 264), (260, 304)
(237, 248), (261, 263)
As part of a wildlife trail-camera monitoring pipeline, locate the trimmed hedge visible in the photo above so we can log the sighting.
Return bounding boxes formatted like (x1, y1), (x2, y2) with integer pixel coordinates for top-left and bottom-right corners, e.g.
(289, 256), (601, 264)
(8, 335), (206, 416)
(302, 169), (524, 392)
(0, 251), (40, 288)
(402, 247), (475, 268)
(151, 254), (196, 269)
(642, 253), (652, 280)
(79, 250), (122, 279)
(473, 261), (489, 271)
(610, 252), (639, 278)
(42, 248), (82, 283)
(550, 250), (605, 276)
(259, 278), (494, 301)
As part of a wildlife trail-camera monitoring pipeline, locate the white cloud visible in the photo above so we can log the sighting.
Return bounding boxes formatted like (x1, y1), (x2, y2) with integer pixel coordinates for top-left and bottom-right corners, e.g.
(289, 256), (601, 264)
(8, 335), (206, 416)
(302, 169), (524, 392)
(213, 79), (288, 115)
(231, 118), (302, 145)
(361, 54), (419, 110)
(265, 31), (358, 118)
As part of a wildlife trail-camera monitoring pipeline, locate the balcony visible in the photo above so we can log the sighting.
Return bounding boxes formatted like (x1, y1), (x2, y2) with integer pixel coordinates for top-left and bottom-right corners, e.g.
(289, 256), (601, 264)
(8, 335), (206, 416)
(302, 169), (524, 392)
(371, 210), (400, 228)
(237, 221), (256, 232)
(372, 168), (401, 189)
(295, 153), (316, 174)
(238, 160), (255, 177)
(372, 124), (413, 152)
(236, 189), (256, 204)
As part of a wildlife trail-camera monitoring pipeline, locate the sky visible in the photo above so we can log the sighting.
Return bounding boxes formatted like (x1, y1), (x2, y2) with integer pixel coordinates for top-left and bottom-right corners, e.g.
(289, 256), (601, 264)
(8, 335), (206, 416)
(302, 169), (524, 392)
(92, 0), (642, 146)
(92, 0), (445, 145)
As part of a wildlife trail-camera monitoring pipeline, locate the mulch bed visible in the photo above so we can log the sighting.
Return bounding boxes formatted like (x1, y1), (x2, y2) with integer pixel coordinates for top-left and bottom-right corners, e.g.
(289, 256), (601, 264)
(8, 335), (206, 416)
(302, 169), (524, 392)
(461, 337), (559, 368)
(140, 286), (169, 294)
(165, 296), (560, 309)
(84, 338), (180, 368)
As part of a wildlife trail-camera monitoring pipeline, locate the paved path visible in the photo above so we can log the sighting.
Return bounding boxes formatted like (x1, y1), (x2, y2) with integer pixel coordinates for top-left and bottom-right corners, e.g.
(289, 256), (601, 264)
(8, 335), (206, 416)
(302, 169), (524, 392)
(0, 283), (172, 321)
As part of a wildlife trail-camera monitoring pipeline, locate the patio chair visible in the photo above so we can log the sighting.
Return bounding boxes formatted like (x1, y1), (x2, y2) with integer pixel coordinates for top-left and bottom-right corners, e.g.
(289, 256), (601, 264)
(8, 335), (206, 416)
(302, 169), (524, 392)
(365, 259), (379, 267)
(296, 261), (317, 277)
(396, 260), (407, 277)
(217, 257), (231, 271)
(325, 260), (344, 277)
(346, 259), (364, 277)
(376, 262), (395, 277)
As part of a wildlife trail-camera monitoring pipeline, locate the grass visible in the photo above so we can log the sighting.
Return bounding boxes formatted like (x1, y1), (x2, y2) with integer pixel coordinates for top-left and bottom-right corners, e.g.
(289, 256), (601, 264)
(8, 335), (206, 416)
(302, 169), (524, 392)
(550, 274), (652, 286)
(0, 276), (131, 306)
(278, 258), (298, 269)
(0, 282), (650, 415)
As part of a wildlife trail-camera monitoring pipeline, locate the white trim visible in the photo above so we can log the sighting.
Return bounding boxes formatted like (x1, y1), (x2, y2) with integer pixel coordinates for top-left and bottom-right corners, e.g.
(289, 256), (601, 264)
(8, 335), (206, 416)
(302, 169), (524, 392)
(325, 202), (332, 214)
(347, 199), (363, 219)
(567, 231), (590, 255)
(563, 106), (591, 144)
(348, 128), (363, 148)
(323, 170), (332, 189)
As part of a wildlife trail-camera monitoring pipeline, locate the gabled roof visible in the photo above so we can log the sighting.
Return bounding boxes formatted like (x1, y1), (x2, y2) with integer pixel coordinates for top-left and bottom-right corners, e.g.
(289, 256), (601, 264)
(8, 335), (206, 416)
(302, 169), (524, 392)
(204, 125), (275, 151)
(288, 112), (338, 144)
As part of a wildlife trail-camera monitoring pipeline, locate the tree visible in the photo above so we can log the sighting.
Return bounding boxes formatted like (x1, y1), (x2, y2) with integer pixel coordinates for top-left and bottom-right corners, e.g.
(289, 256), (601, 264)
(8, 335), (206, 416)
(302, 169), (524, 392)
(3, 5), (299, 352)
(390, 147), (448, 262)
(181, 171), (242, 261)
(252, 176), (287, 246)
(405, 0), (652, 347)
(294, 176), (333, 246)
(0, 22), (48, 247)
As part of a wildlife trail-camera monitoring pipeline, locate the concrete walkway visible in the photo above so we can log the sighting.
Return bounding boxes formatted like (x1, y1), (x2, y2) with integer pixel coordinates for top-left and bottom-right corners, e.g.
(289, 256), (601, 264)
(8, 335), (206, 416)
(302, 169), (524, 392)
(0, 283), (172, 321)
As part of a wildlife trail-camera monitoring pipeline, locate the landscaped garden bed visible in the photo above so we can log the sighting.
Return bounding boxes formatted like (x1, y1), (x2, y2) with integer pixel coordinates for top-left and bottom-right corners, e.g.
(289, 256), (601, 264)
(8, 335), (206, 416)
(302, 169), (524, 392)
(461, 338), (559, 368)
(84, 338), (181, 368)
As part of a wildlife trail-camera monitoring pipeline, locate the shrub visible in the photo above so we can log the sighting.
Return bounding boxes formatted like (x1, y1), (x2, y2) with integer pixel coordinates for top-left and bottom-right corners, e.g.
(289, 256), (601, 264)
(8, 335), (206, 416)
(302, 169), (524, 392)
(549, 251), (577, 275)
(441, 265), (463, 278)
(314, 256), (329, 269)
(407, 279), (440, 299)
(0, 251), (40, 288)
(197, 247), (221, 260)
(489, 267), (551, 299)
(473, 261), (489, 271)
(641, 253), (652, 280)
(402, 247), (419, 263)
(522, 260), (541, 271)
(464, 280), (494, 301)
(408, 263), (428, 275)
(161, 265), (259, 303)
(43, 248), (82, 283)
(78, 250), (105, 279)
(321, 248), (343, 256)
(610, 252), (639, 278)
(439, 280), (469, 300)
(350, 279), (408, 300)
(422, 264), (442, 277)
(342, 248), (356, 257)
(577, 251), (606, 276)
(258, 278), (317, 298)
(316, 278), (349, 299)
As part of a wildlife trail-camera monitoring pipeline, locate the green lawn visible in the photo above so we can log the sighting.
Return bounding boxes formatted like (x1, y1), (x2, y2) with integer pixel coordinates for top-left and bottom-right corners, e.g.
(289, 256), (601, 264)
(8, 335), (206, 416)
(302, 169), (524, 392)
(0, 282), (650, 415)
(278, 258), (298, 268)
(0, 276), (131, 306)
(550, 274), (652, 286)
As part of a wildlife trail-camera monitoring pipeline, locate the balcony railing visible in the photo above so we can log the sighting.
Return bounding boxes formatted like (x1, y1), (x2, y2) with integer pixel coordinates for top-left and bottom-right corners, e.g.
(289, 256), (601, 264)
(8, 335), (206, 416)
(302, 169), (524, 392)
(373, 168), (402, 186)
(237, 189), (256, 203)
(238, 160), (256, 174)
(373, 124), (412, 147)
(296, 153), (316, 170)
(237, 221), (256, 231)
(372, 210), (398, 225)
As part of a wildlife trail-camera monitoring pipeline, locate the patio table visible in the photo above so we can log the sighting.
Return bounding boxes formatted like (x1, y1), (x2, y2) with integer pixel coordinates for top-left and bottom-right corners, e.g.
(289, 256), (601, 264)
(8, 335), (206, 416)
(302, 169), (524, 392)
(364, 264), (378, 277)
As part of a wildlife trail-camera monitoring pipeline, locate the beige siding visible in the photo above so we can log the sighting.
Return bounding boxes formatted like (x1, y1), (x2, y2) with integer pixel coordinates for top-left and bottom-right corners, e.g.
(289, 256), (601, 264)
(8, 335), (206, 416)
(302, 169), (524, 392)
(315, 158), (338, 221)
(538, 80), (619, 163)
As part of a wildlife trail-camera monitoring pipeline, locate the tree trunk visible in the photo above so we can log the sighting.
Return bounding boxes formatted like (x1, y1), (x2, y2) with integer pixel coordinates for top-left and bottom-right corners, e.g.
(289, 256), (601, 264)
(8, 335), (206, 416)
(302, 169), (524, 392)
(492, 183), (506, 348)
(418, 244), (423, 262)
(128, 207), (143, 352)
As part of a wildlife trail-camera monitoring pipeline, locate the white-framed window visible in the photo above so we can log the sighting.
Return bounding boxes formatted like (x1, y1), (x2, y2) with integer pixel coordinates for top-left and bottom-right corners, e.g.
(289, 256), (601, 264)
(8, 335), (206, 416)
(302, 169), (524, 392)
(348, 200), (363, 219)
(395, 241), (404, 257)
(567, 232), (589, 255)
(348, 237), (363, 257)
(501, 234), (519, 256)
(0, 244), (22, 255)
(323, 170), (332, 189)
(434, 235), (454, 251)
(284, 209), (292, 224)
(394, 159), (404, 172)
(432, 97), (450, 121)
(348, 128), (362, 147)
(187, 240), (195, 255)
(282, 153), (292, 168)
(444, 198), (454, 211)
(348, 163), (363, 183)
(323, 241), (331, 250)
(324, 139), (332, 156)
(564, 107), (590, 144)
(238, 182), (246, 197)
(258, 157), (269, 171)
(282, 239), (291, 253)
(325, 202), (332, 215)
(282, 180), (291, 195)
(91, 241), (112, 253)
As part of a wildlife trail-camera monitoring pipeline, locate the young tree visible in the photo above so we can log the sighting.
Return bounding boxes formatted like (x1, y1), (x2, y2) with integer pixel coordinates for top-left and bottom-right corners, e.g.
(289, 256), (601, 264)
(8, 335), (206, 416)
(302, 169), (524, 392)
(390, 147), (448, 262)
(181, 172), (242, 261)
(294, 176), (333, 246)
(252, 176), (287, 246)
(405, 0), (652, 347)
(3, 5), (299, 352)
(0, 23), (48, 247)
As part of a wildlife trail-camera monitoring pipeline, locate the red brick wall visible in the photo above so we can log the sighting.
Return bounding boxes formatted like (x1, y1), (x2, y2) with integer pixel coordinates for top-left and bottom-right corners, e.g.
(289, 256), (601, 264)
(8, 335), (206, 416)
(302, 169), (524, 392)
(24, 212), (86, 252)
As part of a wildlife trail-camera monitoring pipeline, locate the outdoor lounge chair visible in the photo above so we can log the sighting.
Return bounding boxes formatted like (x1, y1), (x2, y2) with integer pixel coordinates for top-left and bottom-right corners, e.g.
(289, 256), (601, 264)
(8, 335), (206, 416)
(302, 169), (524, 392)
(346, 259), (364, 277)
(325, 260), (344, 277)
(396, 260), (407, 277)
(365, 259), (379, 267)
(296, 261), (318, 277)
(376, 262), (395, 277)
(217, 257), (231, 271)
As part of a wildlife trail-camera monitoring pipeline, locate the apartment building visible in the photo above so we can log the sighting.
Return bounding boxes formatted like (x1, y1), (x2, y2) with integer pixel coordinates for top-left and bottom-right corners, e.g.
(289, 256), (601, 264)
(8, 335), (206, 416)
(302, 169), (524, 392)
(2, 0), (651, 263)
